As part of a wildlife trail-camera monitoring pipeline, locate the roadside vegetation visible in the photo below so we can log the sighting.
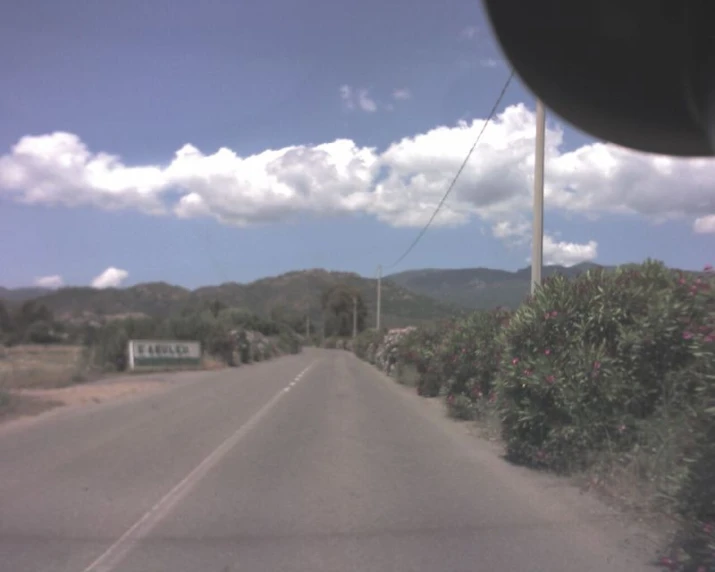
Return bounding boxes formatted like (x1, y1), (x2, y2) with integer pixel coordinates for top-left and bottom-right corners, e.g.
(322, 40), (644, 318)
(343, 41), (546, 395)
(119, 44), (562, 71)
(352, 259), (715, 572)
(0, 297), (305, 417)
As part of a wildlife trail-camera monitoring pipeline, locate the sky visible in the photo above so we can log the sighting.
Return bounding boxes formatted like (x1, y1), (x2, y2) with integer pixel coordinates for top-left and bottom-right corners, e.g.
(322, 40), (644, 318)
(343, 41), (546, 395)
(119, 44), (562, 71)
(1, 0), (713, 290)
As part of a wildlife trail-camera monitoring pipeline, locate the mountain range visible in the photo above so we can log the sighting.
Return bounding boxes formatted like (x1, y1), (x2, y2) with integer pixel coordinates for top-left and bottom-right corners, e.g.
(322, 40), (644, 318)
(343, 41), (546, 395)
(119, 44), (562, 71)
(0, 270), (459, 330)
(385, 262), (607, 310)
(1, 261), (689, 328)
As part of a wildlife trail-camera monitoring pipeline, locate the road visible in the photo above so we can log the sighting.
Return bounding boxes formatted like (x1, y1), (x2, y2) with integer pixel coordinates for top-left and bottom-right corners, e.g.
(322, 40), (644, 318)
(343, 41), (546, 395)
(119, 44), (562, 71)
(0, 348), (658, 572)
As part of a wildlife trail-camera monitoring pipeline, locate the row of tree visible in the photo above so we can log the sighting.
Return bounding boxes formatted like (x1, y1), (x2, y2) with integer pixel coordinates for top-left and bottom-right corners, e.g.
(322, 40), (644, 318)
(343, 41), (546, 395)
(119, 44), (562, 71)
(0, 300), (65, 345)
(0, 282), (371, 349)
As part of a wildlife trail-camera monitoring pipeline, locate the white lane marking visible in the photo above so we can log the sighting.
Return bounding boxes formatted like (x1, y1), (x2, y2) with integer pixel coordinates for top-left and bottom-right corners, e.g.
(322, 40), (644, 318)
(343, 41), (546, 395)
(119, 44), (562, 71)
(283, 387), (291, 392)
(82, 360), (317, 572)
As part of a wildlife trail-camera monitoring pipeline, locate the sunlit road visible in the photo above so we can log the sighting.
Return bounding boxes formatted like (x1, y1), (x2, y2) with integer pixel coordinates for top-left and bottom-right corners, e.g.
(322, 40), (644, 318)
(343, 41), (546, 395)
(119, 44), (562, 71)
(0, 349), (657, 572)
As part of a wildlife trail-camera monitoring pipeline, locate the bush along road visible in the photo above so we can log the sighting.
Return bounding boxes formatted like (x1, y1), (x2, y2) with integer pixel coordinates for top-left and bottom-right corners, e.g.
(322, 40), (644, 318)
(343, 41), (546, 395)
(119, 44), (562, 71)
(352, 260), (715, 572)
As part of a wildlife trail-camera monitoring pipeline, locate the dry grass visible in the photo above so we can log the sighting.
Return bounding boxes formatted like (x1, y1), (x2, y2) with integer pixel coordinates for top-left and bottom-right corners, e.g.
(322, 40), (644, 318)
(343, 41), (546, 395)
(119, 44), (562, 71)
(0, 345), (87, 390)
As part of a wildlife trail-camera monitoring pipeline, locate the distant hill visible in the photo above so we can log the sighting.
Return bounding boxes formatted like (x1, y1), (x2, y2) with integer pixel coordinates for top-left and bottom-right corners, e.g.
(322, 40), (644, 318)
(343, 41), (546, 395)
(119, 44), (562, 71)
(386, 262), (615, 310)
(0, 270), (460, 330)
(0, 287), (52, 302)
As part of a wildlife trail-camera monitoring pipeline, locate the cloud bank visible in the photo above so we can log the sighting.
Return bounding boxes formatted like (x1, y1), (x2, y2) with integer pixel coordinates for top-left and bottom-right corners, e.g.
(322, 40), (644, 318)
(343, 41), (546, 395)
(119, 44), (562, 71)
(2, 103), (714, 267)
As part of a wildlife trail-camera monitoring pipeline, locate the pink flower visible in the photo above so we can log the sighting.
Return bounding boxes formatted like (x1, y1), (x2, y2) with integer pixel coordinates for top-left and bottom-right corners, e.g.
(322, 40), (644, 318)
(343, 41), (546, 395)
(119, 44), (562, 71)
(679, 278), (687, 285)
(543, 312), (550, 320)
(551, 311), (558, 317)
(683, 331), (694, 340)
(512, 357), (519, 365)
(703, 522), (714, 534)
(544, 349), (551, 356)
(546, 375), (555, 385)
(593, 361), (601, 370)
(706, 335), (714, 343)
(523, 369), (533, 377)
(705, 264), (713, 272)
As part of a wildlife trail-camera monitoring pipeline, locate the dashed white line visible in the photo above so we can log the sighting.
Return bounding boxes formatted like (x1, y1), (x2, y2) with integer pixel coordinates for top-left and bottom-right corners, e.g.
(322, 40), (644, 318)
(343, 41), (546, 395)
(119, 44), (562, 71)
(81, 358), (317, 572)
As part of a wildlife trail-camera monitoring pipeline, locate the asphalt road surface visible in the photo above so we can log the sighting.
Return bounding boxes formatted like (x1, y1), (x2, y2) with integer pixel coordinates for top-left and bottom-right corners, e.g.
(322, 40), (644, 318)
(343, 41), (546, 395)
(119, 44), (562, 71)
(0, 349), (659, 572)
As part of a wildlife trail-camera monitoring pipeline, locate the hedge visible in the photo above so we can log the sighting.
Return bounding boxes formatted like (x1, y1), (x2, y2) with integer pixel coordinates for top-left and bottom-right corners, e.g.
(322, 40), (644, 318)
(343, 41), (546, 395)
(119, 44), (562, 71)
(353, 260), (714, 572)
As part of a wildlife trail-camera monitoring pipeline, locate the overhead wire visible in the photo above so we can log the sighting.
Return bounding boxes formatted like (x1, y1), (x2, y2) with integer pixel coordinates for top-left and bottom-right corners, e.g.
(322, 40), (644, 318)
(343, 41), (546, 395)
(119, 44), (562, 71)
(383, 69), (515, 270)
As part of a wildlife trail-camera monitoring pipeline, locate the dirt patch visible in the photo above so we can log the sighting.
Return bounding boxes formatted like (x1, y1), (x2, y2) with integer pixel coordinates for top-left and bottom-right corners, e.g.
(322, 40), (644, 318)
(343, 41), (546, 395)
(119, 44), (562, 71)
(0, 392), (63, 423)
(16, 379), (166, 408)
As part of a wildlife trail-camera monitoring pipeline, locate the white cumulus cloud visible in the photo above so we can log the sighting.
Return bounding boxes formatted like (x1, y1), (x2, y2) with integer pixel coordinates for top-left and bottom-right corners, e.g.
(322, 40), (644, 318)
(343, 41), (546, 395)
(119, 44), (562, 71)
(339, 85), (377, 112)
(34, 275), (64, 289)
(0, 132), (166, 214)
(694, 215), (715, 234)
(392, 88), (411, 101)
(542, 235), (598, 266)
(91, 267), (129, 289)
(1, 103), (714, 261)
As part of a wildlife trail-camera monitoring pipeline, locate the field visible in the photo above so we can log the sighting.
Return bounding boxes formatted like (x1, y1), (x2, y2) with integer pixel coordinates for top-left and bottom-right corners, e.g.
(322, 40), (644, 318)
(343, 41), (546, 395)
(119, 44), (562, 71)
(0, 345), (87, 390)
(0, 345), (170, 422)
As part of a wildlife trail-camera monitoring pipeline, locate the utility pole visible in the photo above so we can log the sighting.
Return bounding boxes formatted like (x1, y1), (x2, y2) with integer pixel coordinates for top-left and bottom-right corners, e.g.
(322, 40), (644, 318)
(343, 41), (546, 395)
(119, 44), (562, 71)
(305, 314), (310, 342)
(376, 264), (382, 331)
(531, 98), (546, 295)
(352, 295), (358, 340)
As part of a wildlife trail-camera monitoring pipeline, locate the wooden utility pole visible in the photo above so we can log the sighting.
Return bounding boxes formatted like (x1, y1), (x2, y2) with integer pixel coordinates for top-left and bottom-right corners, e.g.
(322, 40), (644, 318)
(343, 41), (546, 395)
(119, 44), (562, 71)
(352, 296), (358, 340)
(376, 264), (382, 331)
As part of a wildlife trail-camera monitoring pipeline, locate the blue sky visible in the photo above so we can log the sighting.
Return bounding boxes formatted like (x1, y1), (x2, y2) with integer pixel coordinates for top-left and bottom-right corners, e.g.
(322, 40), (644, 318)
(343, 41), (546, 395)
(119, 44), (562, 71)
(1, 0), (713, 289)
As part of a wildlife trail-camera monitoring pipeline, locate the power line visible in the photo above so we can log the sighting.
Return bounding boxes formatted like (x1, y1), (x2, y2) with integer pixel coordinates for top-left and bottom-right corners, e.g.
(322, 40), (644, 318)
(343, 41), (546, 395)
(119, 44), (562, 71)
(384, 69), (515, 270)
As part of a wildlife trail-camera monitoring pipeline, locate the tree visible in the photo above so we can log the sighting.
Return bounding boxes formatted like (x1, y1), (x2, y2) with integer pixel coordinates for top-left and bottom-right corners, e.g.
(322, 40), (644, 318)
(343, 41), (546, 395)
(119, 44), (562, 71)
(321, 284), (368, 337)
(270, 305), (307, 333)
(0, 301), (13, 333)
(206, 299), (227, 318)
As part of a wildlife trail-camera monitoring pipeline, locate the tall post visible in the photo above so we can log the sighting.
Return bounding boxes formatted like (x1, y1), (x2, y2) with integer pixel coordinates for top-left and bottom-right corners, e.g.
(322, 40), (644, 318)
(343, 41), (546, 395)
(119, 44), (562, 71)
(376, 264), (382, 331)
(306, 315), (310, 341)
(531, 98), (546, 295)
(352, 296), (358, 340)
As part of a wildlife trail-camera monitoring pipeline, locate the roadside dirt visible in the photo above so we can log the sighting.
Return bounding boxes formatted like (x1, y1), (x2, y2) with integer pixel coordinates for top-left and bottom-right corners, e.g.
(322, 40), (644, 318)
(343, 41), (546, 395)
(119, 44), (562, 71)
(386, 378), (673, 570)
(0, 378), (169, 428)
(15, 379), (167, 407)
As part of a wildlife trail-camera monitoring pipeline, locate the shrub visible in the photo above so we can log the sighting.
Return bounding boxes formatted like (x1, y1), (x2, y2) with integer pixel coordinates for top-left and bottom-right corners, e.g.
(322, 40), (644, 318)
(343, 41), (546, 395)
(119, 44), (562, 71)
(354, 329), (384, 362)
(353, 261), (715, 571)
(439, 309), (509, 407)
